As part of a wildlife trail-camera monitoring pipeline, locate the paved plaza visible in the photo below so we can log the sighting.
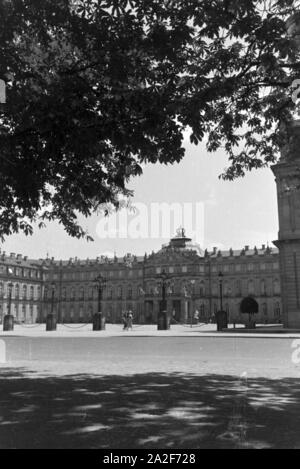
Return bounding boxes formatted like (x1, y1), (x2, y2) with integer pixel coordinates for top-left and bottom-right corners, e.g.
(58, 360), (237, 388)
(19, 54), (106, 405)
(1, 326), (300, 449)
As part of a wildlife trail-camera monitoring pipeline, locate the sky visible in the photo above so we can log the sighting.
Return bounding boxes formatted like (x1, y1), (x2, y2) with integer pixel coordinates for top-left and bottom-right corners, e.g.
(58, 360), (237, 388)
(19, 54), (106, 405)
(0, 139), (279, 260)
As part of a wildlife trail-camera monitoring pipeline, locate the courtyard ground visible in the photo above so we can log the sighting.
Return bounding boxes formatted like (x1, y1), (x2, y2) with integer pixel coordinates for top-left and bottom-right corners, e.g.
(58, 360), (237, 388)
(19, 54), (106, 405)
(0, 325), (300, 449)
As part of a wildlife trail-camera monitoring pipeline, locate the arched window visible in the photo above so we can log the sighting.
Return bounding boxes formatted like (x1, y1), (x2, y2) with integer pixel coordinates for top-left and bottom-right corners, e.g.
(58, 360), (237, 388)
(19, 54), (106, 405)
(30, 286), (34, 300)
(15, 284), (20, 299)
(248, 280), (255, 295)
(224, 281), (229, 296)
(274, 302), (281, 317)
(273, 279), (281, 296)
(212, 282), (218, 297)
(29, 304), (34, 322)
(107, 287), (113, 299)
(23, 285), (27, 300)
(262, 303), (268, 316)
(261, 280), (267, 296)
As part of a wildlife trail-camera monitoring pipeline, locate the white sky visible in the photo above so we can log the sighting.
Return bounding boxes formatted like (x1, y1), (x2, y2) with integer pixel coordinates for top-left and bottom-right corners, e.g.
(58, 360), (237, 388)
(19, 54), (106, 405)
(1, 141), (279, 259)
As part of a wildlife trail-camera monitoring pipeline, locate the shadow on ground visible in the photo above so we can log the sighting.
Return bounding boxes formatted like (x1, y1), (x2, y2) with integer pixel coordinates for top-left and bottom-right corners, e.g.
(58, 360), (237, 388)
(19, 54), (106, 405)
(0, 369), (299, 449)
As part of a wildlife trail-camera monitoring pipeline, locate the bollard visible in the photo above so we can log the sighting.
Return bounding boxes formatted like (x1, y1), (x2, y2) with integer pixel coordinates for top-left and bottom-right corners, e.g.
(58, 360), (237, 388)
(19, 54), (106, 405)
(46, 313), (57, 331)
(157, 311), (170, 331)
(3, 315), (14, 331)
(93, 312), (106, 331)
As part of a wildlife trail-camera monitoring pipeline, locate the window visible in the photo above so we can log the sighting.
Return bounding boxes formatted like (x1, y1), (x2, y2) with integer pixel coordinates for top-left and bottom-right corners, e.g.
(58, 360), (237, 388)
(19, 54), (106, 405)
(30, 286), (34, 300)
(261, 280), (267, 296)
(248, 280), (255, 295)
(236, 264), (241, 272)
(262, 303), (268, 316)
(71, 288), (75, 300)
(0, 283), (3, 298)
(182, 266), (187, 273)
(169, 267), (175, 274)
(29, 304), (34, 321)
(15, 284), (20, 299)
(62, 287), (66, 300)
(118, 286), (122, 299)
(235, 279), (242, 296)
(156, 267), (162, 274)
(23, 285), (27, 300)
(106, 287), (113, 299)
(199, 281), (205, 297)
(79, 287), (84, 300)
(247, 263), (254, 272)
(273, 279), (281, 296)
(274, 302), (281, 317)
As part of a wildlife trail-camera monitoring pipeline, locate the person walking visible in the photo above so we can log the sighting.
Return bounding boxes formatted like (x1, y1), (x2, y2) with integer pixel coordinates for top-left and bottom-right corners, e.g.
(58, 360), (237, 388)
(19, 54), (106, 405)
(122, 312), (128, 331)
(127, 311), (133, 331)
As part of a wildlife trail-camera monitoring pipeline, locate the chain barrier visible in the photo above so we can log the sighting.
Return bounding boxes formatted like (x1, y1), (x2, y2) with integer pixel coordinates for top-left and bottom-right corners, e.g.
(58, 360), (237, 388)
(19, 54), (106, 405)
(170, 317), (208, 328)
(61, 323), (91, 329)
(17, 322), (44, 329)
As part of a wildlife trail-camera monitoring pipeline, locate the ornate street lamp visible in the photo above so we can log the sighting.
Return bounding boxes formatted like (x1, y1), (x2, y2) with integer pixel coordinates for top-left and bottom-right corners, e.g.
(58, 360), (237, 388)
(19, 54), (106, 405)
(190, 280), (196, 328)
(218, 272), (224, 312)
(93, 274), (106, 331)
(157, 269), (171, 330)
(217, 272), (228, 331)
(46, 282), (57, 331)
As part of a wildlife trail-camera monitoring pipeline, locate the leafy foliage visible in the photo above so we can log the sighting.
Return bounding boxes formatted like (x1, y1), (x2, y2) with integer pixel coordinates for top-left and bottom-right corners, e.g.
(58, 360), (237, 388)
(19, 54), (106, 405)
(0, 0), (299, 239)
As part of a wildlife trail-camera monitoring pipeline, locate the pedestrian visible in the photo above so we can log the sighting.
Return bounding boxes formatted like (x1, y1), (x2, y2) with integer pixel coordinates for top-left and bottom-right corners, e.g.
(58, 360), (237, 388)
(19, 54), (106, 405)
(122, 312), (128, 331)
(127, 311), (133, 330)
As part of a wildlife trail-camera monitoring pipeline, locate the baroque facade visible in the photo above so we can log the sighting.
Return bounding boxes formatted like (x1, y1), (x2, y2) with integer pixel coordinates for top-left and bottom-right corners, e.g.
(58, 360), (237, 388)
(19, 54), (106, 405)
(0, 230), (282, 325)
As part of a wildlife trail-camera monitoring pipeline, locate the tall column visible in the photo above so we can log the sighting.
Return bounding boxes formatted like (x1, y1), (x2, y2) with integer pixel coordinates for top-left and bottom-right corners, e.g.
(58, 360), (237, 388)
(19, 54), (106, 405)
(272, 121), (300, 328)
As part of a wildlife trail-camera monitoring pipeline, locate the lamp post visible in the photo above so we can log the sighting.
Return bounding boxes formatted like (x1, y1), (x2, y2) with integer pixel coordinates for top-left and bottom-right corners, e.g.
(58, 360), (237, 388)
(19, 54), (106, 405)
(190, 280), (196, 328)
(157, 270), (170, 330)
(46, 282), (57, 331)
(218, 272), (224, 312)
(217, 272), (228, 331)
(3, 282), (14, 331)
(93, 274), (106, 331)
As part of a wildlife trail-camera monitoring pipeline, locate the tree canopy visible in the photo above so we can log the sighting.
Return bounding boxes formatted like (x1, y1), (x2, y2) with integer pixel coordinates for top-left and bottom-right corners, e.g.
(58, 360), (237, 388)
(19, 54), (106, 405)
(0, 0), (299, 239)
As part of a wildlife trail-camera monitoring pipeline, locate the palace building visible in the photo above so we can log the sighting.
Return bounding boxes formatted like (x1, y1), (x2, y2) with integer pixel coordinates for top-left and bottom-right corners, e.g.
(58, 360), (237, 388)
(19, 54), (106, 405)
(0, 229), (282, 325)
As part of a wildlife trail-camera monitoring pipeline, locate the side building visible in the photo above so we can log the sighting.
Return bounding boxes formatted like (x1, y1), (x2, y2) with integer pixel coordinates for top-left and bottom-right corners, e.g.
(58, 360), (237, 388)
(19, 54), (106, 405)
(0, 252), (46, 324)
(0, 231), (282, 325)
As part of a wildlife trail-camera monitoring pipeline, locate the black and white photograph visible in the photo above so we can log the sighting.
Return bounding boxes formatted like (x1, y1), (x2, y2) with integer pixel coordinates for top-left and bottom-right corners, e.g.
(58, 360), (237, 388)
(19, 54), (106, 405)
(1, 0), (300, 454)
